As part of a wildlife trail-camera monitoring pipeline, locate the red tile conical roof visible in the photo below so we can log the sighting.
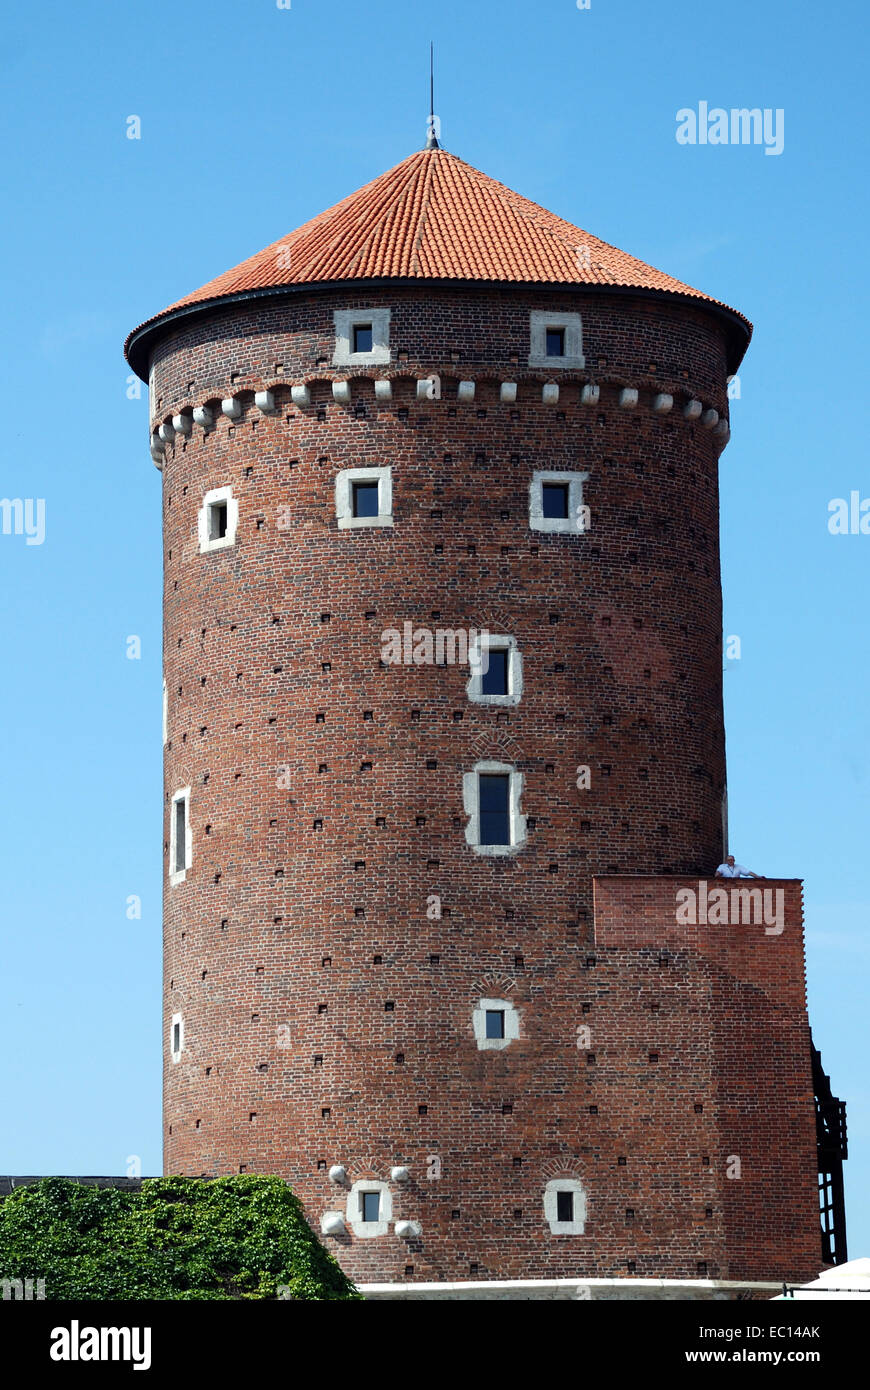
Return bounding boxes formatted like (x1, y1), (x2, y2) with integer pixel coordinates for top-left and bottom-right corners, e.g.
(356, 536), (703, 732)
(125, 147), (750, 372)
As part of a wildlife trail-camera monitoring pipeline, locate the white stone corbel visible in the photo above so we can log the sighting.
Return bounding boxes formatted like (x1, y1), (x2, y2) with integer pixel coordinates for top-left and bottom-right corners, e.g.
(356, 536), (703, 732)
(683, 399), (703, 420)
(619, 388), (638, 409)
(713, 417), (730, 439)
(653, 393), (674, 414)
(457, 380), (476, 402)
(542, 382), (559, 405)
(255, 390), (277, 414)
(701, 408), (719, 429)
(374, 379), (392, 401)
(150, 433), (165, 469)
(221, 397), (242, 421)
(390, 1166), (410, 1183)
(290, 384), (311, 408)
(332, 380), (351, 405)
(321, 1212), (346, 1237)
(193, 406), (214, 430)
(500, 382), (517, 403)
(328, 1164), (347, 1185)
(158, 421), (176, 444)
(172, 412), (192, 436)
(395, 1220), (422, 1240)
(581, 383), (600, 406)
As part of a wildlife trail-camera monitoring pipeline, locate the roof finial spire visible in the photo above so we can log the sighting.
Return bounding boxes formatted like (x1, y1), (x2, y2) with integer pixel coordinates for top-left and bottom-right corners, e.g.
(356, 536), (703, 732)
(425, 41), (440, 150)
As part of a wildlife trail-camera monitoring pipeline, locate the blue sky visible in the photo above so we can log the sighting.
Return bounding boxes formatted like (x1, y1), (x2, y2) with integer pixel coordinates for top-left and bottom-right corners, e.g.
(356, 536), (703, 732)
(1, 0), (867, 1261)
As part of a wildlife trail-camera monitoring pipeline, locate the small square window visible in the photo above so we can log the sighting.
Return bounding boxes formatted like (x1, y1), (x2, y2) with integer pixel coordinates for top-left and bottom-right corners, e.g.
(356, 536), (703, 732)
(481, 648), (509, 697)
(362, 1191), (380, 1223)
(352, 481), (380, 518)
(556, 1190), (574, 1223)
(336, 467), (392, 529)
(485, 1009), (505, 1039)
(542, 484), (569, 519)
(353, 324), (374, 354)
(529, 311), (584, 368)
(479, 773), (510, 846)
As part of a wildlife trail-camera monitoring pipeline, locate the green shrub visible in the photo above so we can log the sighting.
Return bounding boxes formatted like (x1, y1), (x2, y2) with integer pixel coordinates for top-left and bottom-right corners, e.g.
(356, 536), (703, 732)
(0, 1175), (361, 1301)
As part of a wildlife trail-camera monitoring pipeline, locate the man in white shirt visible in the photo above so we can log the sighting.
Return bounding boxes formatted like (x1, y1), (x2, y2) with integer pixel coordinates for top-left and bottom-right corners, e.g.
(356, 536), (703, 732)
(715, 854), (761, 879)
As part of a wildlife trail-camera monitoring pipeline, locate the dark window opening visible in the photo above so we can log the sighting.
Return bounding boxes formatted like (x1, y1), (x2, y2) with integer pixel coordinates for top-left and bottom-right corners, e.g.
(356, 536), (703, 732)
(485, 1009), (505, 1039)
(542, 483), (569, 519)
(556, 1190), (574, 1223)
(481, 647), (509, 697)
(546, 327), (565, 357)
(208, 500), (228, 541)
(353, 324), (374, 353)
(174, 799), (187, 873)
(361, 1191), (381, 1223)
(171, 1022), (181, 1055)
(352, 481), (380, 518)
(479, 773), (510, 846)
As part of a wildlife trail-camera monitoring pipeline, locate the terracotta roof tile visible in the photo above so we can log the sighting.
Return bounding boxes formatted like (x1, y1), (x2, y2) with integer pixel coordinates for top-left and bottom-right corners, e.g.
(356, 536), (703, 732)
(125, 147), (750, 363)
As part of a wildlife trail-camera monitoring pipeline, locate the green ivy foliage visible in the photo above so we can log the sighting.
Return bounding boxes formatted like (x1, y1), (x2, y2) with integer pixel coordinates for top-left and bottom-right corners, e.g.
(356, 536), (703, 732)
(0, 1175), (361, 1301)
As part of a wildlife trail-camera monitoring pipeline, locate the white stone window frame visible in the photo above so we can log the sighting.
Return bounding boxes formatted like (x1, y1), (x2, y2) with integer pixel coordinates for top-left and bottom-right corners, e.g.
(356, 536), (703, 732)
(198, 486), (239, 554)
(169, 786), (192, 886)
(529, 470), (590, 535)
(528, 310), (585, 369)
(347, 1179), (393, 1238)
(467, 634), (524, 707)
(543, 1178), (587, 1235)
(473, 997), (520, 1052)
(462, 760), (527, 857)
(335, 466), (393, 530)
(170, 1012), (184, 1064)
(332, 308), (391, 367)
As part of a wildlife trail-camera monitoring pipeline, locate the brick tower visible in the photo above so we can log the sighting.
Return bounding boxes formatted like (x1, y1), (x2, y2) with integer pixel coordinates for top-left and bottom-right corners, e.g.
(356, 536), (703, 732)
(125, 142), (824, 1297)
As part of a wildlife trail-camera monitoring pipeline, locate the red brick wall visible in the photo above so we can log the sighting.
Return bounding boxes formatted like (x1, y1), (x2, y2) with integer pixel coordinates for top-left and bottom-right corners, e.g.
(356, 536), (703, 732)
(149, 284), (818, 1286)
(594, 877), (819, 1281)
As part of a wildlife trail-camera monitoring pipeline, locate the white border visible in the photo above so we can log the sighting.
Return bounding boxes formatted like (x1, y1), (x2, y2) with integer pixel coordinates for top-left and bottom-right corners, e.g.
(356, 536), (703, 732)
(335, 467), (393, 529)
(462, 761), (527, 857)
(347, 1179), (393, 1238)
(467, 635), (523, 706)
(543, 1178), (587, 1235)
(332, 308), (391, 367)
(169, 786), (192, 886)
(472, 997), (520, 1052)
(528, 310), (585, 368)
(529, 470), (590, 534)
(198, 486), (239, 553)
(170, 1012), (184, 1064)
